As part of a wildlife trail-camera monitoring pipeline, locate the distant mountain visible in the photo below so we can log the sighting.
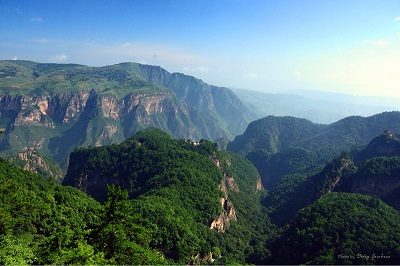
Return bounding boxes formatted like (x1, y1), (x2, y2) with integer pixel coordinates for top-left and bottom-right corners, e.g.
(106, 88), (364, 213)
(228, 112), (400, 188)
(232, 88), (399, 124)
(353, 130), (400, 163)
(227, 116), (325, 156)
(229, 112), (400, 158)
(0, 60), (256, 168)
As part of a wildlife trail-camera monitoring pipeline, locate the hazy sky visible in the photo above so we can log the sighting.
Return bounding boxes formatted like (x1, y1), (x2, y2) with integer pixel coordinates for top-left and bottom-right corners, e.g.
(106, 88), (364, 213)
(1, 0), (400, 97)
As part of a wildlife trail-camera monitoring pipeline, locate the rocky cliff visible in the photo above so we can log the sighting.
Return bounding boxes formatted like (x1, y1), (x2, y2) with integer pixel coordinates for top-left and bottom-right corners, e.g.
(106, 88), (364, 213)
(210, 157), (238, 232)
(10, 148), (64, 182)
(0, 60), (256, 167)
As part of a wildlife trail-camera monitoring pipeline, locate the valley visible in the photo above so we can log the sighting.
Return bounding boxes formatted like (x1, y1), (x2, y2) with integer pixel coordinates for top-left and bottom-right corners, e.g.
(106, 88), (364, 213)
(0, 60), (400, 265)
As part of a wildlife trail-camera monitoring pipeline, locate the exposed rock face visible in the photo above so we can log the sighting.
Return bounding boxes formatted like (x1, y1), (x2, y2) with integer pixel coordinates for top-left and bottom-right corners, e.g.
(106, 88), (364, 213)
(0, 93), (90, 127)
(210, 157), (238, 233)
(61, 92), (90, 123)
(256, 177), (264, 191)
(210, 198), (237, 233)
(310, 157), (353, 201)
(192, 252), (216, 264)
(0, 90), (227, 168)
(17, 149), (43, 172)
(225, 176), (240, 192)
(10, 149), (64, 182)
(1, 91), (180, 128)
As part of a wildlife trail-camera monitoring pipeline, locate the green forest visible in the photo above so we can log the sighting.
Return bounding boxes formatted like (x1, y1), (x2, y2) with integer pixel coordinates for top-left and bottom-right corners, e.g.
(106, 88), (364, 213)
(1, 127), (400, 264)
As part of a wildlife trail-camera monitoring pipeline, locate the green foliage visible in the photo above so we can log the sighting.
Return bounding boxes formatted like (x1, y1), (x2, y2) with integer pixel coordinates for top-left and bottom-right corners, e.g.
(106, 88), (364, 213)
(269, 193), (400, 265)
(228, 113), (400, 193)
(338, 155), (400, 210)
(0, 158), (105, 265)
(354, 132), (400, 163)
(64, 129), (279, 264)
(95, 185), (166, 265)
(356, 156), (400, 179)
(228, 115), (325, 156)
(212, 151), (277, 264)
(0, 157), (170, 265)
(0, 61), (159, 97)
(64, 128), (224, 262)
(265, 174), (308, 226)
(0, 235), (35, 265)
(248, 146), (322, 189)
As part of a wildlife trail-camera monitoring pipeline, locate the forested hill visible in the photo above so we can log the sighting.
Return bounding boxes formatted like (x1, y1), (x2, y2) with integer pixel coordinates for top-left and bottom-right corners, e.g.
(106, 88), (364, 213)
(2, 127), (400, 264)
(0, 60), (256, 168)
(63, 128), (275, 264)
(229, 111), (400, 157)
(265, 131), (400, 226)
(269, 192), (400, 265)
(228, 112), (400, 188)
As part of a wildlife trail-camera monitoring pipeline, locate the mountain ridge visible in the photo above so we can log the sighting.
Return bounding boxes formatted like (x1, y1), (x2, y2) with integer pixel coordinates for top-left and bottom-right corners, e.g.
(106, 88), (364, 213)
(0, 60), (256, 167)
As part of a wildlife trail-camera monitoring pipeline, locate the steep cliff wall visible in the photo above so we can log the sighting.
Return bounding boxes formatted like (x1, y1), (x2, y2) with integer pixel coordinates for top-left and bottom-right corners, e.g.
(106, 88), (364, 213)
(0, 60), (252, 167)
(0, 89), (228, 168)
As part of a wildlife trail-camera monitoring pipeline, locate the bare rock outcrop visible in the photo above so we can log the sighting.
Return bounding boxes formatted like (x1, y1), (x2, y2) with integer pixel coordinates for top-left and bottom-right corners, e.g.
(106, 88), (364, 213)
(210, 157), (239, 232)
(210, 198), (237, 233)
(11, 149), (64, 181)
(256, 177), (264, 191)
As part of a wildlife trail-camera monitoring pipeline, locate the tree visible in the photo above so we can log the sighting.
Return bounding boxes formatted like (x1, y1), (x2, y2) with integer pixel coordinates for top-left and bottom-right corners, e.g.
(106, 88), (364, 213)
(95, 185), (166, 265)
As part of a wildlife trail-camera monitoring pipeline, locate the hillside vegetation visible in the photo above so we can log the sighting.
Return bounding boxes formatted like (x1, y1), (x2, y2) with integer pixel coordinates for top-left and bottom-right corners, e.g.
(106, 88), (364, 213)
(0, 158), (166, 265)
(63, 128), (275, 264)
(269, 192), (400, 265)
(228, 112), (400, 188)
(2, 126), (400, 264)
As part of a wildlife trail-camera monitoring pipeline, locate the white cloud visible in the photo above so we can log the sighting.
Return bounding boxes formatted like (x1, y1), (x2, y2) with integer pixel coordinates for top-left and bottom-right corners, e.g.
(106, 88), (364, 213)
(31, 17), (43, 22)
(394, 17), (400, 21)
(184, 66), (210, 72)
(243, 71), (258, 79)
(30, 38), (53, 44)
(12, 56), (18, 60)
(294, 70), (301, 77)
(324, 73), (342, 79)
(362, 39), (388, 46)
(49, 53), (68, 62)
(74, 42), (212, 72)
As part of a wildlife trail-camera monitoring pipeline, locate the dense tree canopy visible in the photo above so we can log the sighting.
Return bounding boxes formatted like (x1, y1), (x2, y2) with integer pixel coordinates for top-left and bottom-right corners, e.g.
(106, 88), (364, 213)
(269, 192), (400, 265)
(3, 126), (400, 265)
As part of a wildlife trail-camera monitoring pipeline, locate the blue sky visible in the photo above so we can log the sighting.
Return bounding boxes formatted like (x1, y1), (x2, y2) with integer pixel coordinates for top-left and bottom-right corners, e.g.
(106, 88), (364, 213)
(1, 0), (400, 97)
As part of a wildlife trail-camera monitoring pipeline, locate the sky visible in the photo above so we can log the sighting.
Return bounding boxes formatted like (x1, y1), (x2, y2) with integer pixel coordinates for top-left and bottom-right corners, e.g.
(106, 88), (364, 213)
(1, 0), (400, 97)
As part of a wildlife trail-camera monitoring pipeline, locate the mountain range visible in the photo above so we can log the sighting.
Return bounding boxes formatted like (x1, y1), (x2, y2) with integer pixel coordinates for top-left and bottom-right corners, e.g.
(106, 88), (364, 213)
(1, 60), (400, 265)
(0, 60), (255, 168)
(228, 112), (400, 187)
